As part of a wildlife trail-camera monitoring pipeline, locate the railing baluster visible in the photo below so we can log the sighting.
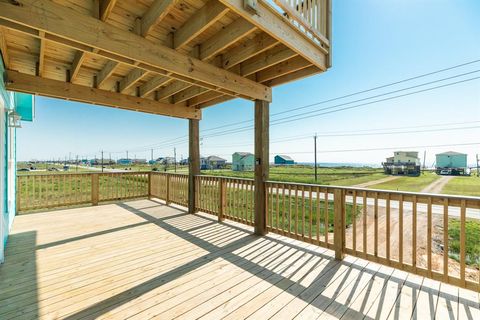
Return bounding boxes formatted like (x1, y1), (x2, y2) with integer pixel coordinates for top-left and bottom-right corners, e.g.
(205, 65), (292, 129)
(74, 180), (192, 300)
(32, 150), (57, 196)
(352, 191), (357, 253)
(362, 191), (367, 256)
(399, 194), (404, 265)
(386, 193), (390, 262)
(301, 186), (305, 239)
(443, 198), (449, 282)
(374, 192), (378, 257)
(309, 187), (313, 242)
(460, 199), (466, 285)
(412, 195), (417, 269)
(325, 188), (329, 244)
(427, 197), (432, 275)
(316, 187), (320, 244)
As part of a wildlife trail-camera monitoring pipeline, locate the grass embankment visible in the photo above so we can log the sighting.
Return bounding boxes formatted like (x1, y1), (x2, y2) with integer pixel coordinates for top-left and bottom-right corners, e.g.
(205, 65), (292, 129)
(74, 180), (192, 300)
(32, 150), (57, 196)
(442, 176), (480, 197)
(368, 172), (439, 192)
(449, 219), (480, 267)
(203, 166), (385, 186)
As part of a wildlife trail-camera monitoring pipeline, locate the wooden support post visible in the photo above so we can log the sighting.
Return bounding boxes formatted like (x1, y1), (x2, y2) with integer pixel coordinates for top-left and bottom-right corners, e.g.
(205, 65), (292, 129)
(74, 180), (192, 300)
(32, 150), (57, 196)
(333, 188), (345, 260)
(188, 119), (200, 213)
(254, 99), (269, 235)
(166, 174), (171, 205)
(147, 172), (152, 199)
(219, 179), (226, 222)
(91, 173), (99, 206)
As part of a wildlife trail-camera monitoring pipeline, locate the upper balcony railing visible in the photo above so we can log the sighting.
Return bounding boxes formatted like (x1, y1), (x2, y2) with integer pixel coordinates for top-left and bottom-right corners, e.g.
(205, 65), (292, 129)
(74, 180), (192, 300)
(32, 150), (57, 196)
(16, 172), (480, 292)
(267, 0), (331, 50)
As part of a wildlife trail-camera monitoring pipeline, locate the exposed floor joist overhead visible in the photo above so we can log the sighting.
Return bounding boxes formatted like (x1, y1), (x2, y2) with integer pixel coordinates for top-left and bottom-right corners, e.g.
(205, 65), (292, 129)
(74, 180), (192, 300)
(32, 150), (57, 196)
(219, 0), (327, 70)
(173, 0), (229, 50)
(5, 70), (201, 119)
(0, 0), (272, 101)
(141, 0), (179, 37)
(0, 26), (9, 68)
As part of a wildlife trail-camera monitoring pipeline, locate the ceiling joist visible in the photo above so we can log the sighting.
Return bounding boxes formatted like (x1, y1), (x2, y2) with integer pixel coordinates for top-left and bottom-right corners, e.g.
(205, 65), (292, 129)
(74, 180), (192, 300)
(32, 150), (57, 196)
(0, 0), (272, 101)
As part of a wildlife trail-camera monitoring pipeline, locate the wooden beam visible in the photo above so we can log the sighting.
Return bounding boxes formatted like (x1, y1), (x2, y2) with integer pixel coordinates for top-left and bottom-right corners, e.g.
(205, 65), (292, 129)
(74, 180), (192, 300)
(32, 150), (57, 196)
(254, 99), (269, 235)
(0, 0), (272, 101)
(37, 32), (46, 77)
(264, 65), (320, 87)
(96, 60), (119, 89)
(0, 26), (9, 68)
(70, 0), (116, 83)
(188, 119), (200, 213)
(255, 56), (310, 83)
(174, 86), (208, 104)
(199, 18), (255, 61)
(222, 33), (277, 69)
(219, 0), (327, 70)
(99, 0), (117, 22)
(70, 51), (86, 83)
(141, 0), (178, 37)
(119, 68), (148, 93)
(186, 46), (296, 106)
(157, 82), (192, 101)
(5, 70), (201, 119)
(173, 0), (229, 50)
(240, 45), (296, 76)
(139, 75), (170, 98)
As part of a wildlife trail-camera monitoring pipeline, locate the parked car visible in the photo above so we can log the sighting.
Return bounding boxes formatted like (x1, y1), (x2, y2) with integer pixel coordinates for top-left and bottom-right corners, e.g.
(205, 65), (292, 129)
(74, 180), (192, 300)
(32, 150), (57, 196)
(439, 169), (451, 175)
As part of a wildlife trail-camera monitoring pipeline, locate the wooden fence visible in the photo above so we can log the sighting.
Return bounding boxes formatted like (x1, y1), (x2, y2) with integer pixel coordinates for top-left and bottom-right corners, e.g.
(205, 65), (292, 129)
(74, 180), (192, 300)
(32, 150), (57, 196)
(16, 172), (480, 291)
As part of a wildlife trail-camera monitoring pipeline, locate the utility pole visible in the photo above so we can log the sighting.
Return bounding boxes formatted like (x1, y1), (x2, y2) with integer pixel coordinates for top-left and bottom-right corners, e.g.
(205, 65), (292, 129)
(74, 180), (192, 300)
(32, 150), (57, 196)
(101, 150), (104, 172)
(151, 149), (153, 164)
(174, 147), (177, 172)
(314, 133), (318, 182)
(477, 153), (480, 177)
(76, 155), (78, 172)
(126, 151), (129, 160)
(423, 150), (426, 175)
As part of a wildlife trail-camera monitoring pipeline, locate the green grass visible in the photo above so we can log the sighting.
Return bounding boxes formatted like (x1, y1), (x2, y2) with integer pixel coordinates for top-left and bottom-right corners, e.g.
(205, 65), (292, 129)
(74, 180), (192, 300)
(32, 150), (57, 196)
(442, 176), (480, 197)
(217, 186), (360, 236)
(202, 165), (386, 186)
(368, 172), (440, 192)
(448, 219), (480, 267)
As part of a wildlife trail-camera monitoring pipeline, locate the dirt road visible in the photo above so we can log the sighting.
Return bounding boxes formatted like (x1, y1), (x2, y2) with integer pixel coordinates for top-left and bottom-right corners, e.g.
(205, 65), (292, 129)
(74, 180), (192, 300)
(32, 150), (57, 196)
(420, 175), (453, 193)
(353, 175), (399, 188)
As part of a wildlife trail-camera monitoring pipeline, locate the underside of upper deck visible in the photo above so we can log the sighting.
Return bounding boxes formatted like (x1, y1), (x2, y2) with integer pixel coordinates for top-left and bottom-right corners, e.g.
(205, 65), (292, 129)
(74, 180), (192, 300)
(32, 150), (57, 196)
(0, 0), (331, 119)
(0, 199), (478, 319)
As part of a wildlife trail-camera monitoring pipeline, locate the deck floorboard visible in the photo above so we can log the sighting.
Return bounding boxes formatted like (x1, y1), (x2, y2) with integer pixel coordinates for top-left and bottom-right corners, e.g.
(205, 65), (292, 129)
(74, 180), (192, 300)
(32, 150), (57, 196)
(0, 199), (477, 319)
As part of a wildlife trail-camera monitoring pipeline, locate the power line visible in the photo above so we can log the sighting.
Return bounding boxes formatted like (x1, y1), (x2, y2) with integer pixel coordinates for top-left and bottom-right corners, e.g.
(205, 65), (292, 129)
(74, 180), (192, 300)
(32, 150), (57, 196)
(103, 59), (480, 153)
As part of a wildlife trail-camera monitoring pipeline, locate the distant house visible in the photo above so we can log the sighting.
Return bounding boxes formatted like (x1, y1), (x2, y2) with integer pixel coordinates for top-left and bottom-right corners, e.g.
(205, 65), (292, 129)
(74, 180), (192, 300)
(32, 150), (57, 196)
(201, 156), (227, 170)
(435, 151), (467, 175)
(117, 158), (132, 165)
(179, 158), (189, 166)
(232, 152), (254, 171)
(156, 157), (175, 165)
(131, 159), (147, 164)
(382, 151), (421, 176)
(274, 155), (294, 165)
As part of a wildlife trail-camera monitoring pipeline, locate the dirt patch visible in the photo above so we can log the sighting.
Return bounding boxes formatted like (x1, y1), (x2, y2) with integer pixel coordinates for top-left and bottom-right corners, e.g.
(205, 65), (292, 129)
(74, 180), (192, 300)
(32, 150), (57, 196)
(345, 204), (479, 283)
(353, 175), (400, 188)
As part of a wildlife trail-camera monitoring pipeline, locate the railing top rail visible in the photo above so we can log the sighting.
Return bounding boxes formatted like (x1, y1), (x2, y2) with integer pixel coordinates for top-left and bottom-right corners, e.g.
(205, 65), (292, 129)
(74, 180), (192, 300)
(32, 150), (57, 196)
(196, 174), (254, 182)
(17, 171), (150, 177)
(264, 179), (480, 202)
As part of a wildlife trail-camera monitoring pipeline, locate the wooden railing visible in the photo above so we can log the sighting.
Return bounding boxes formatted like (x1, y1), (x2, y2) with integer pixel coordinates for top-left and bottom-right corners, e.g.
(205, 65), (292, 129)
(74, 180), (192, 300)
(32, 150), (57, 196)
(271, 0), (331, 49)
(16, 172), (480, 291)
(16, 172), (149, 211)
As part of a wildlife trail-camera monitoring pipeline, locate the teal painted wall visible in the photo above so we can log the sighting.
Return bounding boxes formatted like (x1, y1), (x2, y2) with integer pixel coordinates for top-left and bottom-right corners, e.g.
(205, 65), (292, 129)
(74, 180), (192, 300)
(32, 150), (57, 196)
(232, 153), (254, 171)
(436, 154), (467, 168)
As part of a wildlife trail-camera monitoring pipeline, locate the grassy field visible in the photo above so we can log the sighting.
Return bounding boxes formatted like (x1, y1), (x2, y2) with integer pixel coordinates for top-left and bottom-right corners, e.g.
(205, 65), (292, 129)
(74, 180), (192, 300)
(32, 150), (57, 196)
(202, 166), (386, 186)
(449, 219), (480, 267)
(367, 172), (440, 192)
(442, 176), (480, 197)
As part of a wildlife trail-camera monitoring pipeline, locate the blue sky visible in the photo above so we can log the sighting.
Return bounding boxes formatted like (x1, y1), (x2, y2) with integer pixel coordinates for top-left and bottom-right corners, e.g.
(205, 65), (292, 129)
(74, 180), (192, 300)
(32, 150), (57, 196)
(18, 0), (480, 166)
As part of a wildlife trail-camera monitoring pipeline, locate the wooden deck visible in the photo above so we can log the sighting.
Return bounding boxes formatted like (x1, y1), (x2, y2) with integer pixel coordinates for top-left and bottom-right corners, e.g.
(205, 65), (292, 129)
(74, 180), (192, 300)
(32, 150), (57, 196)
(1, 200), (478, 319)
